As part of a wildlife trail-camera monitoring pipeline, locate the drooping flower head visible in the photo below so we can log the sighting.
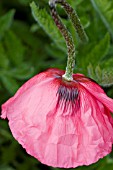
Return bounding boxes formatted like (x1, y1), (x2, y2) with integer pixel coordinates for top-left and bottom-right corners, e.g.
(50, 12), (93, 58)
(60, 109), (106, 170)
(1, 0), (113, 169)
(1, 68), (113, 168)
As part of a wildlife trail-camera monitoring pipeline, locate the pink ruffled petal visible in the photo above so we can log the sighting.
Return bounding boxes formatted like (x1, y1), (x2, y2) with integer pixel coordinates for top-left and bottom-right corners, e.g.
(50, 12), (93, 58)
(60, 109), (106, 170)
(43, 88), (113, 168)
(79, 88), (113, 164)
(1, 69), (60, 119)
(1, 71), (47, 119)
(80, 80), (113, 113)
(1, 74), (60, 160)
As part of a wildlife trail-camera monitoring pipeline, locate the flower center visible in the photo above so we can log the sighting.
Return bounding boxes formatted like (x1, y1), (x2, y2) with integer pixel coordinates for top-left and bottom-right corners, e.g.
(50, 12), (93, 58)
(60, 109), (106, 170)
(56, 84), (80, 115)
(57, 85), (79, 102)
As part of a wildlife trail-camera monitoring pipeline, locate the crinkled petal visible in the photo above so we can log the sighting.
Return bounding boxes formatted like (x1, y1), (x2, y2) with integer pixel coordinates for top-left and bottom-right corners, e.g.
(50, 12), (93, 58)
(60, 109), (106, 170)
(78, 88), (113, 165)
(1, 69), (60, 119)
(1, 71), (47, 119)
(1, 73), (60, 162)
(39, 88), (113, 168)
(80, 81), (113, 113)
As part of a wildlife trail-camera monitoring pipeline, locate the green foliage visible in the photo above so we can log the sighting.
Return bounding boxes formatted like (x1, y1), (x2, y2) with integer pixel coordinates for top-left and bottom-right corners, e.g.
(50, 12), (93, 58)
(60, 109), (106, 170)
(83, 32), (113, 87)
(0, 9), (15, 39)
(0, 0), (113, 170)
(86, 32), (110, 67)
(88, 64), (113, 87)
(77, 32), (110, 69)
(90, 0), (113, 38)
(17, 0), (32, 5)
(68, 0), (84, 7)
(0, 43), (9, 68)
(1, 75), (19, 94)
(30, 1), (66, 52)
(4, 30), (26, 66)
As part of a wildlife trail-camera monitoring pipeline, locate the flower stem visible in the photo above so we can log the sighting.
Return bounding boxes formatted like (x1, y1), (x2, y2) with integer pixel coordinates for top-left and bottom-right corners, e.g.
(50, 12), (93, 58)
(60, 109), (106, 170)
(49, 0), (88, 81)
(57, 0), (88, 43)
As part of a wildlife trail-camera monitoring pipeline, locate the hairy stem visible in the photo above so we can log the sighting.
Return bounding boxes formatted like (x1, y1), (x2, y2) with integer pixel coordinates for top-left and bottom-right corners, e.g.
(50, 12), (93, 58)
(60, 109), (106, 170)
(49, 0), (88, 81)
(57, 0), (88, 42)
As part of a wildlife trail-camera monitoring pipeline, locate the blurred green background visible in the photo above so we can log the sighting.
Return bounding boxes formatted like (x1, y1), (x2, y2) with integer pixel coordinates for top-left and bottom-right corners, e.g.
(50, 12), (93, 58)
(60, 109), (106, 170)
(0, 0), (113, 170)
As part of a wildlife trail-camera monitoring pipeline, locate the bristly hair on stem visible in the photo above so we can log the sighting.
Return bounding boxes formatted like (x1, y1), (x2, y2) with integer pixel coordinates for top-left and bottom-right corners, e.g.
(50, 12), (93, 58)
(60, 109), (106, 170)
(49, 0), (88, 82)
(56, 0), (88, 43)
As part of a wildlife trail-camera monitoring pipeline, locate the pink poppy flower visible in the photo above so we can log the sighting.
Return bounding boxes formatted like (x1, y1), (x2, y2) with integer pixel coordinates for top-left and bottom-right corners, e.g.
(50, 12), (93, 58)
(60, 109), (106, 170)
(1, 68), (113, 168)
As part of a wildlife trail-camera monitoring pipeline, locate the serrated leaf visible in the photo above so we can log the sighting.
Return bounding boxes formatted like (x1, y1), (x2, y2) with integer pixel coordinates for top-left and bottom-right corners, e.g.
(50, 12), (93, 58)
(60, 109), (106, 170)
(90, 0), (113, 38)
(101, 68), (113, 87)
(85, 33), (110, 67)
(1, 75), (19, 94)
(101, 57), (113, 69)
(4, 30), (26, 66)
(95, 65), (102, 80)
(87, 64), (113, 87)
(0, 43), (9, 68)
(0, 9), (15, 39)
(30, 1), (66, 52)
(87, 63), (96, 80)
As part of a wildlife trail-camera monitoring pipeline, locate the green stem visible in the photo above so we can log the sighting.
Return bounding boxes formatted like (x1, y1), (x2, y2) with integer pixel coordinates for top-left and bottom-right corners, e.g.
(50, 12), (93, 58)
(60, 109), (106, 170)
(57, 0), (88, 42)
(49, 0), (88, 81)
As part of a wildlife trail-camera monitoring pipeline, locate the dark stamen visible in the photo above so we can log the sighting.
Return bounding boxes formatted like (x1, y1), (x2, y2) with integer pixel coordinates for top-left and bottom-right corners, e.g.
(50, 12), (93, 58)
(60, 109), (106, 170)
(56, 85), (80, 114)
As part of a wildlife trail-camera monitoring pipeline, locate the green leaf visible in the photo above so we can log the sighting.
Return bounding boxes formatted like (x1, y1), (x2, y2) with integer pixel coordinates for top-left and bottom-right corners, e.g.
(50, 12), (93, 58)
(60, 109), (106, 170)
(1, 75), (19, 94)
(0, 9), (15, 39)
(87, 63), (96, 80)
(4, 30), (26, 66)
(0, 43), (9, 68)
(90, 0), (113, 38)
(87, 64), (113, 87)
(76, 33), (110, 75)
(1, 141), (18, 164)
(101, 57), (113, 69)
(12, 21), (41, 48)
(85, 33), (110, 67)
(0, 129), (13, 140)
(30, 1), (66, 52)
(101, 68), (113, 87)
(6, 64), (34, 80)
(68, 0), (84, 7)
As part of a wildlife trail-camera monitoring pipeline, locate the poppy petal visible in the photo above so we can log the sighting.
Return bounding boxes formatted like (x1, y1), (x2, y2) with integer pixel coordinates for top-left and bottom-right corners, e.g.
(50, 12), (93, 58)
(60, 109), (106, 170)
(80, 81), (113, 113)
